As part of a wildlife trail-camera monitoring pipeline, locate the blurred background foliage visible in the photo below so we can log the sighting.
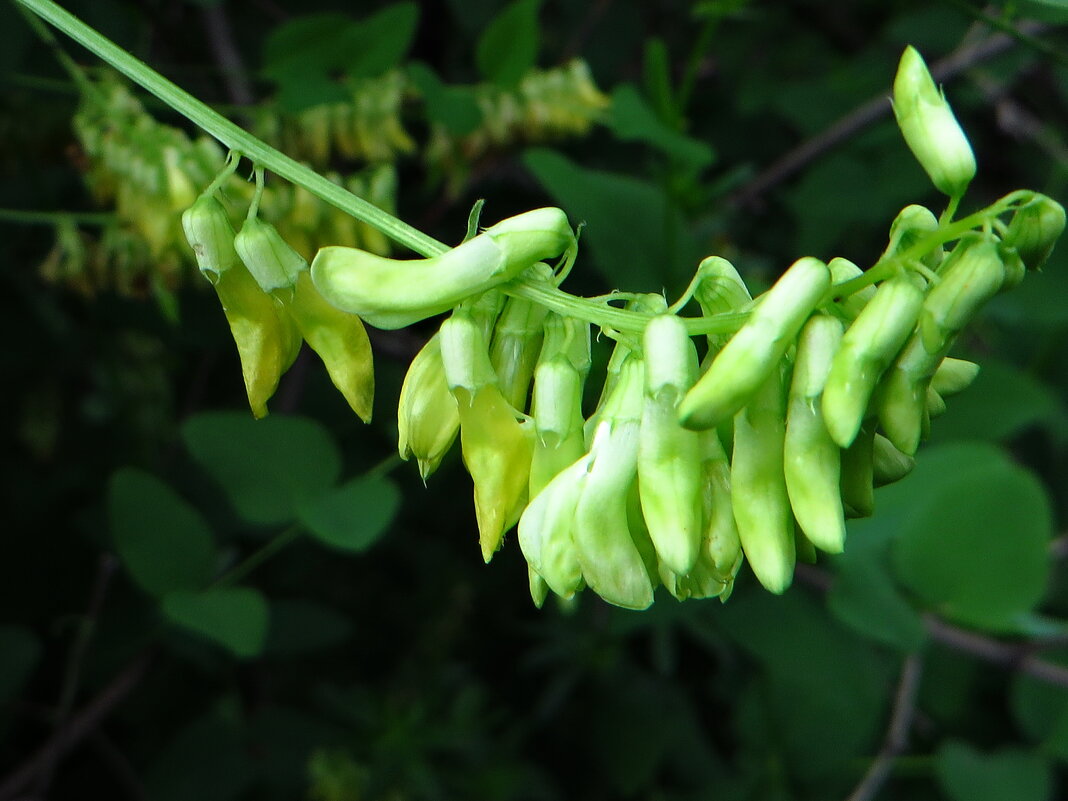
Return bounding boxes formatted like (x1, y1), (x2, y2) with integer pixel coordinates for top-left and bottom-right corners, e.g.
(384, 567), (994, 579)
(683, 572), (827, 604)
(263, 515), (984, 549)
(2, 0), (1068, 799)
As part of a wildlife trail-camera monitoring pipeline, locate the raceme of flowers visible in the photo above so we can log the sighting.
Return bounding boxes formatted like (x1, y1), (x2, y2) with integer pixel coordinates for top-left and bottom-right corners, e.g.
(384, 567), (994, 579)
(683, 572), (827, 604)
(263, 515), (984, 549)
(180, 47), (1065, 609)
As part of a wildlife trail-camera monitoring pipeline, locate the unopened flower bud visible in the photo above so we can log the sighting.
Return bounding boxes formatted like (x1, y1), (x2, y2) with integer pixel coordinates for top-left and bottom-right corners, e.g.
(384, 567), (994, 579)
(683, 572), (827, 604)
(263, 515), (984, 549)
(893, 46), (976, 197)
(181, 194), (238, 281)
(1003, 193), (1066, 271)
(235, 217), (308, 292)
(397, 333), (459, 480)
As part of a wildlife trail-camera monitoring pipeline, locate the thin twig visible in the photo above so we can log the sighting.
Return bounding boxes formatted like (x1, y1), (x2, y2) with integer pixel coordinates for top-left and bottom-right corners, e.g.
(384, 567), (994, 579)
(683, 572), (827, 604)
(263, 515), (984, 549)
(793, 563), (1068, 689)
(923, 615), (1068, 688)
(845, 654), (924, 801)
(971, 70), (1068, 168)
(0, 649), (155, 801)
(33, 554), (118, 797)
(200, 4), (255, 107)
(729, 20), (1049, 208)
(86, 731), (146, 801)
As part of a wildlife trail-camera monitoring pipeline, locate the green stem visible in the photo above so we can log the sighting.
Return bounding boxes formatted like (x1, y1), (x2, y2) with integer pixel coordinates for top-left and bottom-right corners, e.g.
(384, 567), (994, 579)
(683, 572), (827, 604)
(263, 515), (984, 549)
(364, 452), (403, 481)
(213, 526), (302, 587)
(503, 277), (748, 336)
(828, 189), (1033, 300)
(16, 0), (769, 343)
(0, 208), (114, 226)
(939, 193), (962, 226)
(15, 0), (94, 95)
(17, 0), (447, 259)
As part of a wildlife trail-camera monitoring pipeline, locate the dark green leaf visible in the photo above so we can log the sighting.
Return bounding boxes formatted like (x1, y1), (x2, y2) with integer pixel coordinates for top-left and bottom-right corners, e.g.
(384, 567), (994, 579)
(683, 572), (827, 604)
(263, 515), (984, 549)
(936, 741), (1052, 801)
(407, 62), (483, 136)
(717, 590), (893, 780)
(523, 147), (700, 290)
(182, 412), (341, 527)
(827, 536), (926, 652)
(109, 468), (217, 597)
(989, 260), (1068, 329)
(260, 7), (418, 111)
(0, 626), (40, 703)
(1018, 0), (1068, 23)
(298, 475), (400, 553)
(1010, 648), (1068, 760)
(609, 84), (714, 168)
(930, 358), (1068, 445)
(343, 3), (420, 79)
(261, 14), (352, 81)
(476, 0), (541, 86)
(264, 599), (353, 656)
(145, 709), (253, 801)
(891, 443), (1052, 631)
(162, 587), (269, 659)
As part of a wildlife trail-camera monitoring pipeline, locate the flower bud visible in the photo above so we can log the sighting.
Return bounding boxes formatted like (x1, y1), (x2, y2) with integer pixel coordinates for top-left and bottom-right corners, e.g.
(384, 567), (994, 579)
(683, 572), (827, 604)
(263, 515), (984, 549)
(821, 276), (925, 447)
(893, 46), (976, 197)
(181, 194), (238, 281)
(518, 454), (591, 600)
(679, 257), (830, 431)
(235, 217), (308, 292)
(490, 274), (551, 411)
(919, 232), (1004, 353)
(1002, 193), (1066, 271)
(785, 314), (846, 553)
(439, 307), (498, 401)
(441, 308), (535, 561)
(694, 256), (752, 351)
(574, 356), (655, 609)
(311, 208), (575, 329)
(884, 204), (942, 269)
(828, 257), (876, 319)
(637, 314), (703, 574)
(528, 315), (590, 495)
(397, 333), (460, 480)
(873, 433), (915, 488)
(930, 357), (979, 397)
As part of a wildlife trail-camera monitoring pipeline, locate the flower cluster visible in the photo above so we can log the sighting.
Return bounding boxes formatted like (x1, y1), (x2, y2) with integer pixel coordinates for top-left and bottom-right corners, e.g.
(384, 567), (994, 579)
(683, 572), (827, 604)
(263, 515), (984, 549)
(47, 74), (398, 308)
(185, 47), (1065, 609)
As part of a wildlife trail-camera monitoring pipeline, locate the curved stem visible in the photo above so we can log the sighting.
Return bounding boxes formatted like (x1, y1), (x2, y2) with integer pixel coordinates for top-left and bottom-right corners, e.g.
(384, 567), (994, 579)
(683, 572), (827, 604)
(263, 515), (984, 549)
(503, 277), (748, 336)
(827, 189), (1033, 300)
(17, 0), (447, 259)
(16, 0), (757, 343)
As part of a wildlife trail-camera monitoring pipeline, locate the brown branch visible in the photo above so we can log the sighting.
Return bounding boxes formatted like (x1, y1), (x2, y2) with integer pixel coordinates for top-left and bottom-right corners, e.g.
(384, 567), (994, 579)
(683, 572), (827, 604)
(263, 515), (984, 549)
(971, 71), (1068, 167)
(845, 653), (924, 801)
(728, 20), (1049, 209)
(201, 4), (255, 107)
(793, 563), (1068, 689)
(0, 649), (155, 801)
(32, 554), (118, 797)
(922, 615), (1068, 688)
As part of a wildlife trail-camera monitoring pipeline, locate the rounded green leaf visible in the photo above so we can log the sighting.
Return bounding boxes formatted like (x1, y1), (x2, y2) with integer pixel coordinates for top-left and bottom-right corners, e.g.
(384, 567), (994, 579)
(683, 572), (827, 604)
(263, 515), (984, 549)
(264, 599), (354, 656)
(182, 412), (341, 526)
(828, 550), (926, 652)
(109, 468), (218, 597)
(476, 0), (541, 86)
(0, 626), (40, 703)
(892, 445), (1052, 631)
(162, 587), (269, 659)
(297, 476), (400, 553)
(936, 741), (1052, 801)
